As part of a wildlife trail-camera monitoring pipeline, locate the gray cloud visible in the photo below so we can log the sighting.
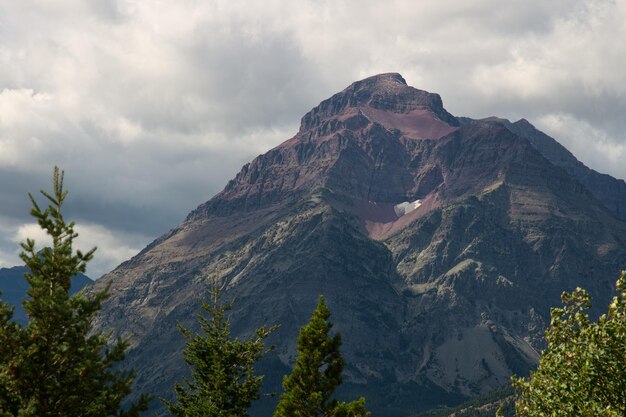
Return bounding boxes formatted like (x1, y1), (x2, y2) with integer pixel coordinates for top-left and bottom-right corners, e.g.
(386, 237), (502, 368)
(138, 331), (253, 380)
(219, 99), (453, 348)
(1, 0), (625, 277)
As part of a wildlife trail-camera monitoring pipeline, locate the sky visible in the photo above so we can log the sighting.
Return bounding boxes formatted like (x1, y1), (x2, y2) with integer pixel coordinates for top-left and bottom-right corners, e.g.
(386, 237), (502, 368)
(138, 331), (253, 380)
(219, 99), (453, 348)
(1, 0), (625, 278)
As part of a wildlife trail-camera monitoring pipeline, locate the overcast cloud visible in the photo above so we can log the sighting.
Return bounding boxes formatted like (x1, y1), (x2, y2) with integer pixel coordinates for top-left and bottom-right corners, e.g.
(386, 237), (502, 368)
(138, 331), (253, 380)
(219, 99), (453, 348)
(1, 0), (625, 277)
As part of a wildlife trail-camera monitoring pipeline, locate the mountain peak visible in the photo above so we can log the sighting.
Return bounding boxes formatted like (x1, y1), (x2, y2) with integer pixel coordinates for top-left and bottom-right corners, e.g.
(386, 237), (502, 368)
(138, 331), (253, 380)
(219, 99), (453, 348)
(348, 72), (408, 90)
(94, 73), (626, 417)
(299, 73), (458, 133)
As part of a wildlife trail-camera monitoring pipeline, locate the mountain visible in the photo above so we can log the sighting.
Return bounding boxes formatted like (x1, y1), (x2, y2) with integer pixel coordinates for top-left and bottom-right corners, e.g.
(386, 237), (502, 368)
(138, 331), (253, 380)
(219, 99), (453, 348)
(92, 73), (626, 417)
(0, 265), (92, 323)
(413, 384), (514, 417)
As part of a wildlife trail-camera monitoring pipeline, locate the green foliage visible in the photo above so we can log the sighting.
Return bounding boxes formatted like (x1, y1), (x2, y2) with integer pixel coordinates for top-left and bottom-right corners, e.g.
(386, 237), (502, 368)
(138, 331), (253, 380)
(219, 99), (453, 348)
(163, 283), (276, 417)
(0, 294), (22, 414)
(0, 167), (148, 417)
(273, 296), (370, 417)
(509, 272), (626, 417)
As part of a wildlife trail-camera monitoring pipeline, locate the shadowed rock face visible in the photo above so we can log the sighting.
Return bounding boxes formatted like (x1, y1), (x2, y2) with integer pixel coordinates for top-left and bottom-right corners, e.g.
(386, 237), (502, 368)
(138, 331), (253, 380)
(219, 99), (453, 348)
(93, 73), (626, 417)
(190, 73), (459, 219)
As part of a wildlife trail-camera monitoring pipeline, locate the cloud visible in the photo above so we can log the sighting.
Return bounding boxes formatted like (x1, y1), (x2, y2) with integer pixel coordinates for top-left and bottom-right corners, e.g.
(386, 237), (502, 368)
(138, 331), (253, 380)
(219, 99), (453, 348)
(9, 221), (148, 279)
(13, 223), (51, 247)
(73, 223), (148, 279)
(536, 113), (626, 175)
(0, 0), (625, 275)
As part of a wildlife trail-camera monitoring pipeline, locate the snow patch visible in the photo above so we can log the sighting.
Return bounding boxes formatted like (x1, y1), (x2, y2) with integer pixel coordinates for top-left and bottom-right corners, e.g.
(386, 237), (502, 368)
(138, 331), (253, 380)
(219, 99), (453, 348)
(393, 199), (422, 217)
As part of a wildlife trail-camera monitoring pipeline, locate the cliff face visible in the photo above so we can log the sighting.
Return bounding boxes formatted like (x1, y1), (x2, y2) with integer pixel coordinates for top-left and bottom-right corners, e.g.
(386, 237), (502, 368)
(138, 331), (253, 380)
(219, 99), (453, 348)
(93, 73), (626, 417)
(189, 73), (458, 218)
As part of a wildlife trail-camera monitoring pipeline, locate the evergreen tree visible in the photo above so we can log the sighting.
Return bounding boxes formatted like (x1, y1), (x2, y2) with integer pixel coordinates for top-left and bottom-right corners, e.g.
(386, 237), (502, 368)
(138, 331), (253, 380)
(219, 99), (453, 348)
(163, 283), (276, 417)
(505, 272), (626, 417)
(0, 167), (148, 417)
(273, 296), (370, 417)
(0, 294), (22, 414)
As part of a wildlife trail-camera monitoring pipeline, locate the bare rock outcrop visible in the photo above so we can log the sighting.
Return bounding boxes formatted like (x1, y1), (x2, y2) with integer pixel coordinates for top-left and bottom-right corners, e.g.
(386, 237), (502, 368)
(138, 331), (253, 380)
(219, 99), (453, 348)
(93, 74), (626, 417)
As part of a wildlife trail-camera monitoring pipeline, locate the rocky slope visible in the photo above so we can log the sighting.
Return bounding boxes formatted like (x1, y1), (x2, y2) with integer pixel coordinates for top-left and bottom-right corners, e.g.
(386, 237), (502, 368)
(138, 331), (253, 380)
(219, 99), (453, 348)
(93, 73), (626, 417)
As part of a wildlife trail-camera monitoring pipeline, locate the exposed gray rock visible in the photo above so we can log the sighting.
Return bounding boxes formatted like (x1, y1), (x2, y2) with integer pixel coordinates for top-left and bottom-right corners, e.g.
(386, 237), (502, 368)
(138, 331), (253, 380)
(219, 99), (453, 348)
(93, 74), (626, 417)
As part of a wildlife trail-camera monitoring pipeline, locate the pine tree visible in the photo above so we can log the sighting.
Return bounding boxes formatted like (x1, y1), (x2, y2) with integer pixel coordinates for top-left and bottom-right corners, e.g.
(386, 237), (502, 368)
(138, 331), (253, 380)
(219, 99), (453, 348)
(163, 283), (276, 417)
(0, 167), (148, 417)
(273, 296), (370, 417)
(505, 272), (626, 417)
(0, 294), (22, 415)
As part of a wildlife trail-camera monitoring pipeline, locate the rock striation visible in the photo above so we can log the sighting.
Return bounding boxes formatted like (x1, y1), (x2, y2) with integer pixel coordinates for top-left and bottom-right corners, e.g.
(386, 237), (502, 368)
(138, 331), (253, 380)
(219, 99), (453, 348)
(93, 73), (626, 417)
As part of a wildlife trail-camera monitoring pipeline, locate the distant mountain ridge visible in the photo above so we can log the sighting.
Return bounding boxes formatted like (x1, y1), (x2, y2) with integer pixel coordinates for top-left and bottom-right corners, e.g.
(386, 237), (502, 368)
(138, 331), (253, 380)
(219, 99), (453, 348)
(459, 116), (626, 222)
(92, 73), (626, 417)
(0, 265), (92, 323)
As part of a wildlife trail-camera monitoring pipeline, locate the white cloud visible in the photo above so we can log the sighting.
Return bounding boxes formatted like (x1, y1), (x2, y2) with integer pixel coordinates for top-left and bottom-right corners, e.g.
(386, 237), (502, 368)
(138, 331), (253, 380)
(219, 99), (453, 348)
(14, 223), (52, 247)
(536, 113), (626, 179)
(0, 0), (625, 277)
(10, 221), (149, 279)
(73, 223), (148, 279)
